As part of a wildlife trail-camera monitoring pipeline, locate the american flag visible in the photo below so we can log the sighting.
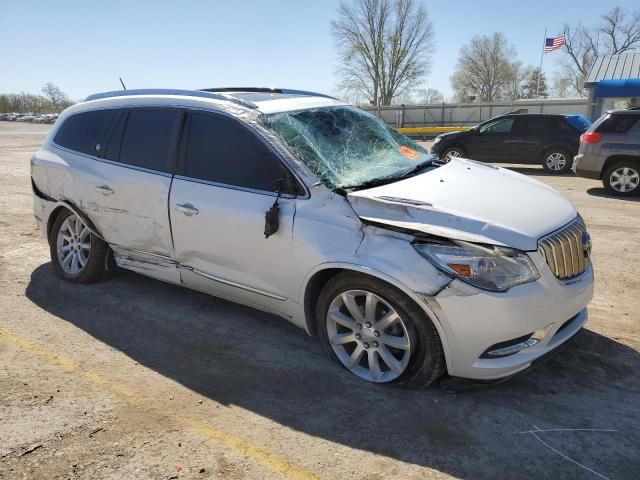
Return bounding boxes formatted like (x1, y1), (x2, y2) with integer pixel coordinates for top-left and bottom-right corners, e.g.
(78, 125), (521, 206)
(544, 35), (565, 53)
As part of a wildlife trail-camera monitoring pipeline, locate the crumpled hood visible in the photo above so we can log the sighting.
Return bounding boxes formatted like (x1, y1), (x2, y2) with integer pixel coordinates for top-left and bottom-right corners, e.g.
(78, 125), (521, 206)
(346, 157), (577, 251)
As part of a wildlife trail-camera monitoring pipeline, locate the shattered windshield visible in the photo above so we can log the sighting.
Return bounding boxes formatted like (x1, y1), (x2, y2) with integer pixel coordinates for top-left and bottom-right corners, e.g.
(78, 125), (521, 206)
(259, 106), (435, 190)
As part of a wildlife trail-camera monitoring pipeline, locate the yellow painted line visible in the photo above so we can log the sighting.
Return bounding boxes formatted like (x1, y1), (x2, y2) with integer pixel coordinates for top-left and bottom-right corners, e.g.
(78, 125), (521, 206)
(0, 328), (322, 480)
(397, 126), (470, 134)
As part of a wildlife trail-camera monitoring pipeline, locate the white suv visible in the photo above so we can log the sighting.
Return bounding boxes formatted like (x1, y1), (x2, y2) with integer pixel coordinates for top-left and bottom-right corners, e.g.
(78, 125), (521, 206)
(31, 88), (594, 387)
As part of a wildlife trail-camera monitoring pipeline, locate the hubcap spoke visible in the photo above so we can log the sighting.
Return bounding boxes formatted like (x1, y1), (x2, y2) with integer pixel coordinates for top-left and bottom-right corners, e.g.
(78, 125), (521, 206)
(347, 345), (365, 369)
(329, 308), (357, 330)
(330, 332), (356, 346)
(364, 292), (377, 323)
(380, 333), (410, 350)
(341, 293), (364, 322)
(367, 350), (382, 382)
(376, 310), (399, 330)
(378, 345), (403, 374)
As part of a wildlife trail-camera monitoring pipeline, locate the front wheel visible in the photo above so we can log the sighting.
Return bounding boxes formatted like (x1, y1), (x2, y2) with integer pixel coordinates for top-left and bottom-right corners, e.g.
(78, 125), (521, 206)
(603, 161), (640, 196)
(441, 147), (465, 162)
(50, 209), (114, 283)
(542, 148), (572, 174)
(316, 273), (445, 388)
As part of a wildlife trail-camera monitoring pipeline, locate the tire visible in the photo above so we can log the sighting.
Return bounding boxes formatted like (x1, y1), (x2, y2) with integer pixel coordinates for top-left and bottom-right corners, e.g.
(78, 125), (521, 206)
(602, 160), (640, 196)
(441, 146), (466, 162)
(49, 209), (114, 283)
(542, 148), (572, 174)
(316, 272), (445, 388)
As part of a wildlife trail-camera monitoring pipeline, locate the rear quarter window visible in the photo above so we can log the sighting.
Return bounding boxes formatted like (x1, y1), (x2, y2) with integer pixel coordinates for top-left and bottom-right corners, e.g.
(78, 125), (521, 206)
(596, 114), (639, 134)
(54, 110), (118, 156)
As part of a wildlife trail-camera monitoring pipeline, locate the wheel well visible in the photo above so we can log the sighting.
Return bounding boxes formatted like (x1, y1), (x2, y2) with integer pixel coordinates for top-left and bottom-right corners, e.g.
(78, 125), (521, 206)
(443, 144), (467, 156)
(304, 268), (342, 336)
(47, 206), (69, 243)
(601, 155), (640, 179)
(542, 145), (572, 157)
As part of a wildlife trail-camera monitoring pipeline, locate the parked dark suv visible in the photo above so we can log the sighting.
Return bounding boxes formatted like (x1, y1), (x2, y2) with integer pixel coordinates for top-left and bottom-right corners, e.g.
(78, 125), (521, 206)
(431, 113), (590, 174)
(573, 109), (640, 196)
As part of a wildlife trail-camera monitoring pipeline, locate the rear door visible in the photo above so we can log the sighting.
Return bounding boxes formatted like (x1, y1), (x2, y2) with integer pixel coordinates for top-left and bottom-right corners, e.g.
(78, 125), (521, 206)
(507, 116), (547, 162)
(169, 111), (304, 316)
(54, 108), (182, 282)
(467, 117), (515, 161)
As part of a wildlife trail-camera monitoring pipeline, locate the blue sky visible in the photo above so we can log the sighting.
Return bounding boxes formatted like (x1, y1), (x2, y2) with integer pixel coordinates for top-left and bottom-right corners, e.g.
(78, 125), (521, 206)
(1, 0), (634, 101)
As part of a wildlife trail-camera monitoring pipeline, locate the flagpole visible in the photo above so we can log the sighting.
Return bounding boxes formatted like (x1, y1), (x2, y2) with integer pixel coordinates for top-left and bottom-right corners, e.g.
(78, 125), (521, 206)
(536, 28), (547, 98)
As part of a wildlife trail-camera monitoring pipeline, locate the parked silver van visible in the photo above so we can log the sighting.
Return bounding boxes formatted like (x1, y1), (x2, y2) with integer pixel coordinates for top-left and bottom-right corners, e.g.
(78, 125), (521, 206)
(31, 88), (594, 387)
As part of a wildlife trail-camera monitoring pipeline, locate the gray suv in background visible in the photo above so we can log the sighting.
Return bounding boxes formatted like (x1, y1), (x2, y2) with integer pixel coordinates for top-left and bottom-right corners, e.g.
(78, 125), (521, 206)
(574, 109), (640, 196)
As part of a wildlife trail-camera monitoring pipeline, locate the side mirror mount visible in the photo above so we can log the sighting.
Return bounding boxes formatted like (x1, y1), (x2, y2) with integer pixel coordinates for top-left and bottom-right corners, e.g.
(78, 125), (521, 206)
(264, 178), (286, 239)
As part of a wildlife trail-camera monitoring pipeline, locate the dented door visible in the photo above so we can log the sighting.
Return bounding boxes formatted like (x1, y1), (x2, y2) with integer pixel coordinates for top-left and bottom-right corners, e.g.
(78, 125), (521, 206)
(169, 179), (297, 315)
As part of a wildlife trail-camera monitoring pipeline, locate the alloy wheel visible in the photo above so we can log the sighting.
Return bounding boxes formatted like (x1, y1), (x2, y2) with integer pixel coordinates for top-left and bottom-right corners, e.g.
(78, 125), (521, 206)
(545, 152), (567, 171)
(609, 167), (640, 193)
(326, 290), (411, 383)
(443, 149), (462, 161)
(56, 214), (91, 275)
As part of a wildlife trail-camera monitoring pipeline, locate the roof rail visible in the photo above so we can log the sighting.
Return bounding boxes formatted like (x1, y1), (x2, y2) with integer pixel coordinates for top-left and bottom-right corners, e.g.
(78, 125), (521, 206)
(83, 89), (258, 109)
(199, 87), (338, 101)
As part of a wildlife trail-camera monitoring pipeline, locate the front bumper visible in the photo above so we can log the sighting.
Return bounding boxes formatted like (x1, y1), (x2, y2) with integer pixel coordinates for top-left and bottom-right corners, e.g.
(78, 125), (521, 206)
(425, 252), (594, 380)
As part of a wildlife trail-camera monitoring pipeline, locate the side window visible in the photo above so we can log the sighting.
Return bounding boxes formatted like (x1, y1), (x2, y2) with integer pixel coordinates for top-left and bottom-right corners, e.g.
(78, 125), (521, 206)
(480, 117), (514, 134)
(548, 118), (576, 133)
(184, 113), (300, 194)
(119, 109), (179, 172)
(596, 114), (639, 134)
(54, 110), (118, 156)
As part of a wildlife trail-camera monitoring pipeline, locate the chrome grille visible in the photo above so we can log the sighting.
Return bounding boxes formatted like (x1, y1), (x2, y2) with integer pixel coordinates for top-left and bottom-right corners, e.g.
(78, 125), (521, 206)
(538, 216), (590, 280)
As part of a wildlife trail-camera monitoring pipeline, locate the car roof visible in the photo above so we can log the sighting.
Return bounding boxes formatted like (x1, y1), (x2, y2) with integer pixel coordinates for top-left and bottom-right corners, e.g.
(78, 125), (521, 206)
(606, 108), (640, 115)
(83, 88), (345, 114)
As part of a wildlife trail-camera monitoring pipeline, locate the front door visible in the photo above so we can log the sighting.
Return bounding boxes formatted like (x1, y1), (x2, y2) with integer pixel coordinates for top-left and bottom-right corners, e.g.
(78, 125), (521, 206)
(169, 111), (304, 317)
(468, 116), (515, 161)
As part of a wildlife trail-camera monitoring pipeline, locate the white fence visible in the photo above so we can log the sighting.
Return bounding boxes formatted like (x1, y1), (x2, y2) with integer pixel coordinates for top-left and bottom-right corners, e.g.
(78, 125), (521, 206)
(359, 98), (589, 128)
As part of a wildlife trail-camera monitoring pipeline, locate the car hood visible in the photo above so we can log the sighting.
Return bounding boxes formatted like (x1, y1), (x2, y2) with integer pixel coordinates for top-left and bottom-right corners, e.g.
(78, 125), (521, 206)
(346, 158), (577, 251)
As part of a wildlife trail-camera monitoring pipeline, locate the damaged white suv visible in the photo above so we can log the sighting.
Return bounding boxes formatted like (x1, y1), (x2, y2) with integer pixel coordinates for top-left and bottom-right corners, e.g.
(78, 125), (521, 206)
(32, 88), (594, 387)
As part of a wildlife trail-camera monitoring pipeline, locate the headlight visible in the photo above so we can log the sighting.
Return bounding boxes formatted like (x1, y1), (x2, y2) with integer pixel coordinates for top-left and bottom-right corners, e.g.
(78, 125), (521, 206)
(432, 136), (442, 144)
(413, 241), (539, 292)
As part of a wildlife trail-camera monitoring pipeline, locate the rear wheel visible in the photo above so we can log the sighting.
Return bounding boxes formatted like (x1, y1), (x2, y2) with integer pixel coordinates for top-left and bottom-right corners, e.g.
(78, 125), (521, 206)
(542, 148), (572, 174)
(316, 272), (445, 388)
(603, 161), (640, 196)
(50, 209), (114, 283)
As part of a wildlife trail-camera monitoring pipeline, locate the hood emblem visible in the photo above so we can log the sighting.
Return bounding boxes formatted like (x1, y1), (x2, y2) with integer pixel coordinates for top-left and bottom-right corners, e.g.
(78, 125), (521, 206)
(582, 231), (592, 258)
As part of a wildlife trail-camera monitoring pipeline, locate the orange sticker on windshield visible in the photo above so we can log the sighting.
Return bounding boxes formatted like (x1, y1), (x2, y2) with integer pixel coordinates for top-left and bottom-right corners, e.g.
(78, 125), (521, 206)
(400, 146), (420, 160)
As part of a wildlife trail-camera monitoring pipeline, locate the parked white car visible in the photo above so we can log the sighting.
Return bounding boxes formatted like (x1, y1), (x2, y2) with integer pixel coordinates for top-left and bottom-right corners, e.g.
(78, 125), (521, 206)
(31, 88), (594, 387)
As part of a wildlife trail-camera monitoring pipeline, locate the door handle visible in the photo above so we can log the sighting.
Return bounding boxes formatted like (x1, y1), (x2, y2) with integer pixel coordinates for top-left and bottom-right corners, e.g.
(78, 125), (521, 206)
(174, 203), (199, 216)
(95, 185), (114, 196)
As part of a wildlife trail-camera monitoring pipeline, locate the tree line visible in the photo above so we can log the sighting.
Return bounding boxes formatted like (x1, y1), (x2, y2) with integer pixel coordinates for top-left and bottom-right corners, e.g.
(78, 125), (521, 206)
(332, 1), (640, 105)
(0, 83), (73, 113)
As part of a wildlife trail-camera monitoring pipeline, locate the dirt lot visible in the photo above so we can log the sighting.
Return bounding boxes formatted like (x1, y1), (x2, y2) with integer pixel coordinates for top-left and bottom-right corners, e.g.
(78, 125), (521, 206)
(1, 122), (639, 480)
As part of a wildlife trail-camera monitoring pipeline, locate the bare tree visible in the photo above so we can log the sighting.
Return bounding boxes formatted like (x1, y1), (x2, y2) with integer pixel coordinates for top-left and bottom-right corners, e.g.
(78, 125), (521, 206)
(559, 6), (640, 96)
(415, 87), (443, 104)
(41, 83), (69, 111)
(451, 33), (519, 102)
(332, 0), (435, 106)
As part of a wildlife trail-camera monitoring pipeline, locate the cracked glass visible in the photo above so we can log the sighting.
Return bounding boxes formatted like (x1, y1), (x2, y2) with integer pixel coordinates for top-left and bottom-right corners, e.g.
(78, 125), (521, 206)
(260, 106), (434, 190)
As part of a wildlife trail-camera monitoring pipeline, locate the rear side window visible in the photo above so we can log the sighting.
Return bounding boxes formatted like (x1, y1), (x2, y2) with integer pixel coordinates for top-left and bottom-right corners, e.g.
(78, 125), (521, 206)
(54, 110), (117, 156)
(596, 114), (639, 134)
(548, 117), (577, 133)
(184, 113), (298, 193)
(513, 117), (546, 134)
(119, 109), (179, 172)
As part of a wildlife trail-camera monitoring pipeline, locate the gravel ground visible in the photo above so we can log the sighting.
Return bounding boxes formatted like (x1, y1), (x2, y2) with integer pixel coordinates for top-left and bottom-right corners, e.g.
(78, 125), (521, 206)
(1, 122), (639, 480)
